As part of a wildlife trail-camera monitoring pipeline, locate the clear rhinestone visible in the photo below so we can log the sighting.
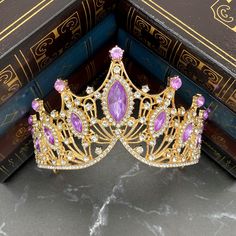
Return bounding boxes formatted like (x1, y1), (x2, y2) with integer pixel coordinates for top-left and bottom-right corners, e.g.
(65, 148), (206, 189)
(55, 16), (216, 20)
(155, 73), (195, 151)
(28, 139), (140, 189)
(165, 100), (170, 106)
(74, 99), (80, 105)
(85, 103), (93, 111)
(173, 157), (177, 162)
(149, 140), (156, 146)
(94, 92), (101, 99)
(95, 147), (102, 155)
(115, 129), (122, 135)
(66, 102), (72, 108)
(91, 135), (98, 142)
(102, 120), (109, 127)
(134, 91), (141, 98)
(61, 160), (66, 165)
(149, 155), (155, 161)
(113, 65), (121, 74)
(91, 117), (97, 125)
(128, 120), (134, 126)
(139, 134), (145, 141)
(60, 112), (65, 118)
(84, 156), (89, 162)
(135, 146), (144, 154)
(156, 97), (163, 103)
(86, 86), (94, 94)
(144, 102), (151, 110)
(171, 108), (177, 115)
(140, 117), (146, 123)
(64, 139), (69, 145)
(82, 142), (89, 148)
(50, 110), (57, 118)
(142, 85), (150, 93)
(58, 122), (63, 129)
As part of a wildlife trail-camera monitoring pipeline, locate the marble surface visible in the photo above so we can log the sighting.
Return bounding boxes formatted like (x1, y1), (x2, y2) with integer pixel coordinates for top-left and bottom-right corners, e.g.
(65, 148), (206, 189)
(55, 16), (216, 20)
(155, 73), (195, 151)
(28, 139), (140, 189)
(0, 142), (236, 236)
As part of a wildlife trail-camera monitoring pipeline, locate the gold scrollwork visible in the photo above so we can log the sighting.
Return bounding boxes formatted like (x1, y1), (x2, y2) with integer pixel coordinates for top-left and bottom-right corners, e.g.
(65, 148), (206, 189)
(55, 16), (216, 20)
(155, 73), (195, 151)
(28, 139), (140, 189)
(0, 65), (22, 104)
(226, 89), (236, 110)
(177, 49), (223, 93)
(134, 15), (172, 58)
(14, 125), (29, 144)
(211, 0), (236, 32)
(30, 12), (81, 70)
(202, 67), (223, 92)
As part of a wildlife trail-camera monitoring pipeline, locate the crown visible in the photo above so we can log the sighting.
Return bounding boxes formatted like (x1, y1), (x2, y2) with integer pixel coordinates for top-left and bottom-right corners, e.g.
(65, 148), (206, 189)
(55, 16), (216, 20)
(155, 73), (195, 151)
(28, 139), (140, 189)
(29, 46), (208, 170)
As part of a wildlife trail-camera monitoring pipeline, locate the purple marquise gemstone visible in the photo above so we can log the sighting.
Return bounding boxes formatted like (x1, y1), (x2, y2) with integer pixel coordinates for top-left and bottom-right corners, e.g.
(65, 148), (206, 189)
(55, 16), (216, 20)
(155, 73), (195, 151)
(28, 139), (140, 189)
(170, 76), (182, 90)
(43, 126), (55, 145)
(71, 113), (83, 133)
(108, 81), (127, 122)
(35, 138), (40, 152)
(154, 111), (166, 132)
(196, 95), (205, 107)
(182, 123), (193, 142)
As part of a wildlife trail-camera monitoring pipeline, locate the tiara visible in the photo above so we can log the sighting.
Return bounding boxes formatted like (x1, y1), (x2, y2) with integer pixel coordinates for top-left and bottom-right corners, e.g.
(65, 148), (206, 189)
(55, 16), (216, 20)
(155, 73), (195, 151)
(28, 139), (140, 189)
(29, 46), (208, 170)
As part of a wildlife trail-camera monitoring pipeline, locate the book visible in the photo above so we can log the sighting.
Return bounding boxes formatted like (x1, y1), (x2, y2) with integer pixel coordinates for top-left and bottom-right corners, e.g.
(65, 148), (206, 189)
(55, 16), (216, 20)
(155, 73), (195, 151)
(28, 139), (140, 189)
(118, 29), (236, 140)
(0, 14), (117, 136)
(0, 41), (113, 182)
(124, 59), (236, 178)
(117, 0), (236, 112)
(0, 0), (116, 106)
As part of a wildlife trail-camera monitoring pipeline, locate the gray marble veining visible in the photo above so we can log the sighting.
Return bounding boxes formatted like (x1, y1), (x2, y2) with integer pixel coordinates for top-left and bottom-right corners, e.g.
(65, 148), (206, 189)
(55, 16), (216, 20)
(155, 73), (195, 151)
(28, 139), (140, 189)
(0, 142), (235, 236)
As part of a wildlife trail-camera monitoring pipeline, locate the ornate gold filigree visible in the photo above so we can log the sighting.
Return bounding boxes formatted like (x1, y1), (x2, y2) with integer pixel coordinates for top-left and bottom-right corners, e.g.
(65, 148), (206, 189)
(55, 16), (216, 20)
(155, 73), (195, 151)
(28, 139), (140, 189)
(30, 47), (207, 170)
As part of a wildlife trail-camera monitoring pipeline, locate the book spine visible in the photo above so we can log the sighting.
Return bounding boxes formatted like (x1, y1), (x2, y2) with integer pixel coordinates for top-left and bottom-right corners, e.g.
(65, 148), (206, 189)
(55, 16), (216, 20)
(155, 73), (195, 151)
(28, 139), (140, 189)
(0, 14), (117, 136)
(0, 42), (113, 182)
(116, 0), (236, 113)
(118, 29), (236, 139)
(124, 59), (236, 178)
(0, 0), (116, 106)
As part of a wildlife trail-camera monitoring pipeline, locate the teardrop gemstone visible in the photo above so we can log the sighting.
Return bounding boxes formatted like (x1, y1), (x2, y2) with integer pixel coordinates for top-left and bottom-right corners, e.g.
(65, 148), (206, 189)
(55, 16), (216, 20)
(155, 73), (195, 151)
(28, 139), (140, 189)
(71, 113), (83, 133)
(154, 111), (166, 132)
(182, 123), (193, 142)
(44, 126), (55, 145)
(108, 81), (127, 122)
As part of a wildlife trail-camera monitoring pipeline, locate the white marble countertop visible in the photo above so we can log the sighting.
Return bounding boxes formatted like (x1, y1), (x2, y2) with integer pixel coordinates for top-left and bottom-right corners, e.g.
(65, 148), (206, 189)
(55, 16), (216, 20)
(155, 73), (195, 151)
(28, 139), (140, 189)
(0, 142), (235, 236)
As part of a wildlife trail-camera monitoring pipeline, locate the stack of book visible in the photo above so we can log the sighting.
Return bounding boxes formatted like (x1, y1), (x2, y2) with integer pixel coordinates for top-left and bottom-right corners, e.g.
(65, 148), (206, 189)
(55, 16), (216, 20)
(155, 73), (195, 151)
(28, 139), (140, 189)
(0, 0), (235, 182)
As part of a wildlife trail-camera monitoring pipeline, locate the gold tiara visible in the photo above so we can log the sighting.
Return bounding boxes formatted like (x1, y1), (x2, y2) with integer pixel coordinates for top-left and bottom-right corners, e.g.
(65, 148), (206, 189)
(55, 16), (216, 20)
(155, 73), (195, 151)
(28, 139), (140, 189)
(29, 46), (208, 170)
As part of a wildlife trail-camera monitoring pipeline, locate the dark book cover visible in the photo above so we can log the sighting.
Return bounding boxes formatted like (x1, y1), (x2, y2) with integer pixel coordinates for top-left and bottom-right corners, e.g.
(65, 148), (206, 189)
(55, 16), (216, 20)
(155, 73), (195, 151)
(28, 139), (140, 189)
(117, 0), (236, 112)
(0, 0), (116, 105)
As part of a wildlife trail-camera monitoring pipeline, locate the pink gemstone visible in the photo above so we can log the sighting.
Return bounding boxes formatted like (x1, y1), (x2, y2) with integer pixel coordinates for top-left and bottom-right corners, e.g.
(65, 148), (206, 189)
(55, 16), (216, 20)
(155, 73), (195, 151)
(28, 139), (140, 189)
(182, 123), (193, 142)
(170, 76), (182, 90)
(54, 79), (67, 92)
(197, 134), (202, 147)
(32, 99), (40, 111)
(35, 138), (40, 152)
(71, 113), (83, 133)
(203, 110), (209, 120)
(108, 81), (127, 122)
(109, 46), (124, 60)
(44, 126), (55, 145)
(197, 95), (205, 107)
(154, 111), (166, 132)
(28, 115), (33, 125)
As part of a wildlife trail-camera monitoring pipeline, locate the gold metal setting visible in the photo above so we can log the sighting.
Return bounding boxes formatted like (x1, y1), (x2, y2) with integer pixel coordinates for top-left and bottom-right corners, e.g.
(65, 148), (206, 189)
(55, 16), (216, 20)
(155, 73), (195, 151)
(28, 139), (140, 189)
(30, 47), (206, 170)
